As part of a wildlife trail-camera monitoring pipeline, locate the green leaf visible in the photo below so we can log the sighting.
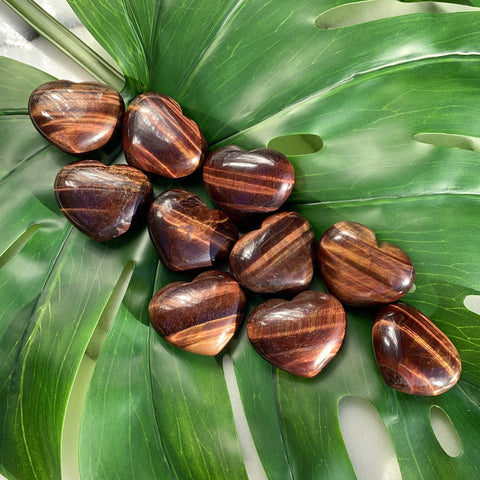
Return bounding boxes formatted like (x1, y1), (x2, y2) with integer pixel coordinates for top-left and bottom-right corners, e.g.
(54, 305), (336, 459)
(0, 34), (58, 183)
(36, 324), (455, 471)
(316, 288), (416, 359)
(67, 0), (162, 95)
(1, 1), (480, 479)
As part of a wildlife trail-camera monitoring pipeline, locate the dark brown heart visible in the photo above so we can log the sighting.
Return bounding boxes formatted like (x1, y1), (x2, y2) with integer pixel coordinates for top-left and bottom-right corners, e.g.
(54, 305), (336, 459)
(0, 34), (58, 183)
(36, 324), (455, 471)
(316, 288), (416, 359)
(203, 145), (295, 225)
(148, 271), (246, 356)
(29, 80), (124, 154)
(317, 221), (415, 306)
(122, 92), (207, 178)
(229, 211), (315, 294)
(54, 160), (153, 241)
(373, 303), (461, 395)
(148, 189), (238, 271)
(247, 290), (346, 377)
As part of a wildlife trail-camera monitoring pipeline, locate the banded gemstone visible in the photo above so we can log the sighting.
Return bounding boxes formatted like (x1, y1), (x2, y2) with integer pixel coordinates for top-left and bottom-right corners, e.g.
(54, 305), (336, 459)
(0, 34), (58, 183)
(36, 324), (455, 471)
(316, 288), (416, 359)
(229, 211), (315, 294)
(373, 303), (461, 395)
(148, 271), (246, 356)
(148, 189), (238, 271)
(203, 145), (295, 225)
(317, 221), (415, 306)
(29, 80), (124, 154)
(123, 92), (207, 178)
(54, 160), (153, 242)
(247, 290), (346, 378)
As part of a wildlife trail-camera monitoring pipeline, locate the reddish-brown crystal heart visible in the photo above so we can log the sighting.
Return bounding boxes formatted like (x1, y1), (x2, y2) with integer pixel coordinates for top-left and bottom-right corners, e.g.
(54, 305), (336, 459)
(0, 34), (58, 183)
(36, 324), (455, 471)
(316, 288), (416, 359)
(29, 80), (124, 154)
(203, 145), (295, 225)
(148, 189), (238, 271)
(229, 211), (315, 294)
(148, 271), (246, 356)
(247, 290), (346, 377)
(373, 303), (461, 395)
(317, 221), (415, 306)
(54, 160), (153, 241)
(122, 92), (207, 178)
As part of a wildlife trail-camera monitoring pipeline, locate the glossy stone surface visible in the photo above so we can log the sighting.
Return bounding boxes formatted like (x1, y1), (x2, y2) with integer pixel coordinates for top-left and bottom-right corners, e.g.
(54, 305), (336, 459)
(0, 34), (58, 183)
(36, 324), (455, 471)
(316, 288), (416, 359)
(247, 290), (346, 377)
(203, 145), (295, 225)
(123, 92), (207, 178)
(149, 271), (246, 356)
(229, 211), (315, 294)
(54, 160), (153, 241)
(148, 189), (238, 271)
(373, 303), (461, 395)
(317, 221), (415, 306)
(29, 80), (124, 154)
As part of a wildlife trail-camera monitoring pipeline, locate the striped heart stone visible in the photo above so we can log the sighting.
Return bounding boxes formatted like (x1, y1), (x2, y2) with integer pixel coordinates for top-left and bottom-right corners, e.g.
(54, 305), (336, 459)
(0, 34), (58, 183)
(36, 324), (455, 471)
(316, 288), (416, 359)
(148, 271), (246, 356)
(317, 221), (415, 306)
(148, 189), (238, 271)
(373, 303), (461, 395)
(203, 145), (295, 225)
(29, 80), (124, 154)
(54, 160), (153, 241)
(247, 291), (346, 377)
(229, 211), (315, 294)
(123, 92), (207, 178)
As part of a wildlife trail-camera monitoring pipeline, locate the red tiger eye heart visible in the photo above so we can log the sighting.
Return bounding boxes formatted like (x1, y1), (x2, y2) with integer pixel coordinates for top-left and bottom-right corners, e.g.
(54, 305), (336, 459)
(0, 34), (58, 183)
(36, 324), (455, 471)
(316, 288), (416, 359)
(147, 189), (238, 271)
(247, 291), (346, 377)
(54, 160), (153, 241)
(203, 145), (295, 225)
(373, 303), (461, 395)
(229, 211), (315, 294)
(29, 80), (124, 154)
(148, 271), (246, 356)
(122, 92), (208, 178)
(317, 221), (415, 306)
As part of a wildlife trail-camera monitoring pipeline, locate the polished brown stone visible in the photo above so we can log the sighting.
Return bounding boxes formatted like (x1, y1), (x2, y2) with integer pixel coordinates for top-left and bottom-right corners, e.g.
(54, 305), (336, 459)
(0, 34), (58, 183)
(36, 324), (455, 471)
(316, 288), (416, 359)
(123, 92), (207, 178)
(247, 290), (346, 377)
(29, 80), (124, 154)
(203, 145), (295, 225)
(148, 189), (238, 271)
(54, 160), (153, 241)
(373, 303), (461, 395)
(317, 222), (415, 306)
(149, 271), (246, 356)
(229, 211), (315, 294)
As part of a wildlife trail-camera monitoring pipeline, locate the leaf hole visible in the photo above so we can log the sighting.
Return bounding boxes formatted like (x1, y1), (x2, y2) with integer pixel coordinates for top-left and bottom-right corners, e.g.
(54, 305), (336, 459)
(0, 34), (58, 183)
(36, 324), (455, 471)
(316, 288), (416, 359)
(429, 406), (462, 457)
(315, 0), (479, 30)
(222, 354), (268, 480)
(267, 133), (323, 156)
(464, 295), (480, 315)
(0, 224), (41, 269)
(85, 260), (135, 360)
(414, 133), (480, 152)
(62, 354), (96, 480)
(338, 396), (401, 480)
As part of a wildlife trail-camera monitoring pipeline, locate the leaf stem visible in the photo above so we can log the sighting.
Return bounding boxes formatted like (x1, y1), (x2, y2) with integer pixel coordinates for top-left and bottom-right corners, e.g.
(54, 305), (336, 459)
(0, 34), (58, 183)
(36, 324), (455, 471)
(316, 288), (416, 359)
(2, 0), (124, 91)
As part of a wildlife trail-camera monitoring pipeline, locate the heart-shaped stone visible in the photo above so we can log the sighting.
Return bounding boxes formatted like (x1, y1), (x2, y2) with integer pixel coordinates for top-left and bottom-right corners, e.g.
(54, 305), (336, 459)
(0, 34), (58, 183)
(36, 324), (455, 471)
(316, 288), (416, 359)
(229, 211), (315, 294)
(247, 290), (346, 377)
(148, 189), (238, 271)
(122, 92), (207, 178)
(29, 80), (124, 154)
(54, 160), (153, 241)
(149, 271), (246, 356)
(373, 303), (461, 395)
(203, 145), (295, 225)
(317, 221), (415, 306)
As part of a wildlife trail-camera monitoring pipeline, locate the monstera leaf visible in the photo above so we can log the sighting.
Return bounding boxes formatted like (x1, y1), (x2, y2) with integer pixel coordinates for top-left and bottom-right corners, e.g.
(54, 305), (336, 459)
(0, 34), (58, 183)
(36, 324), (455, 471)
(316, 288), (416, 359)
(1, 0), (480, 479)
